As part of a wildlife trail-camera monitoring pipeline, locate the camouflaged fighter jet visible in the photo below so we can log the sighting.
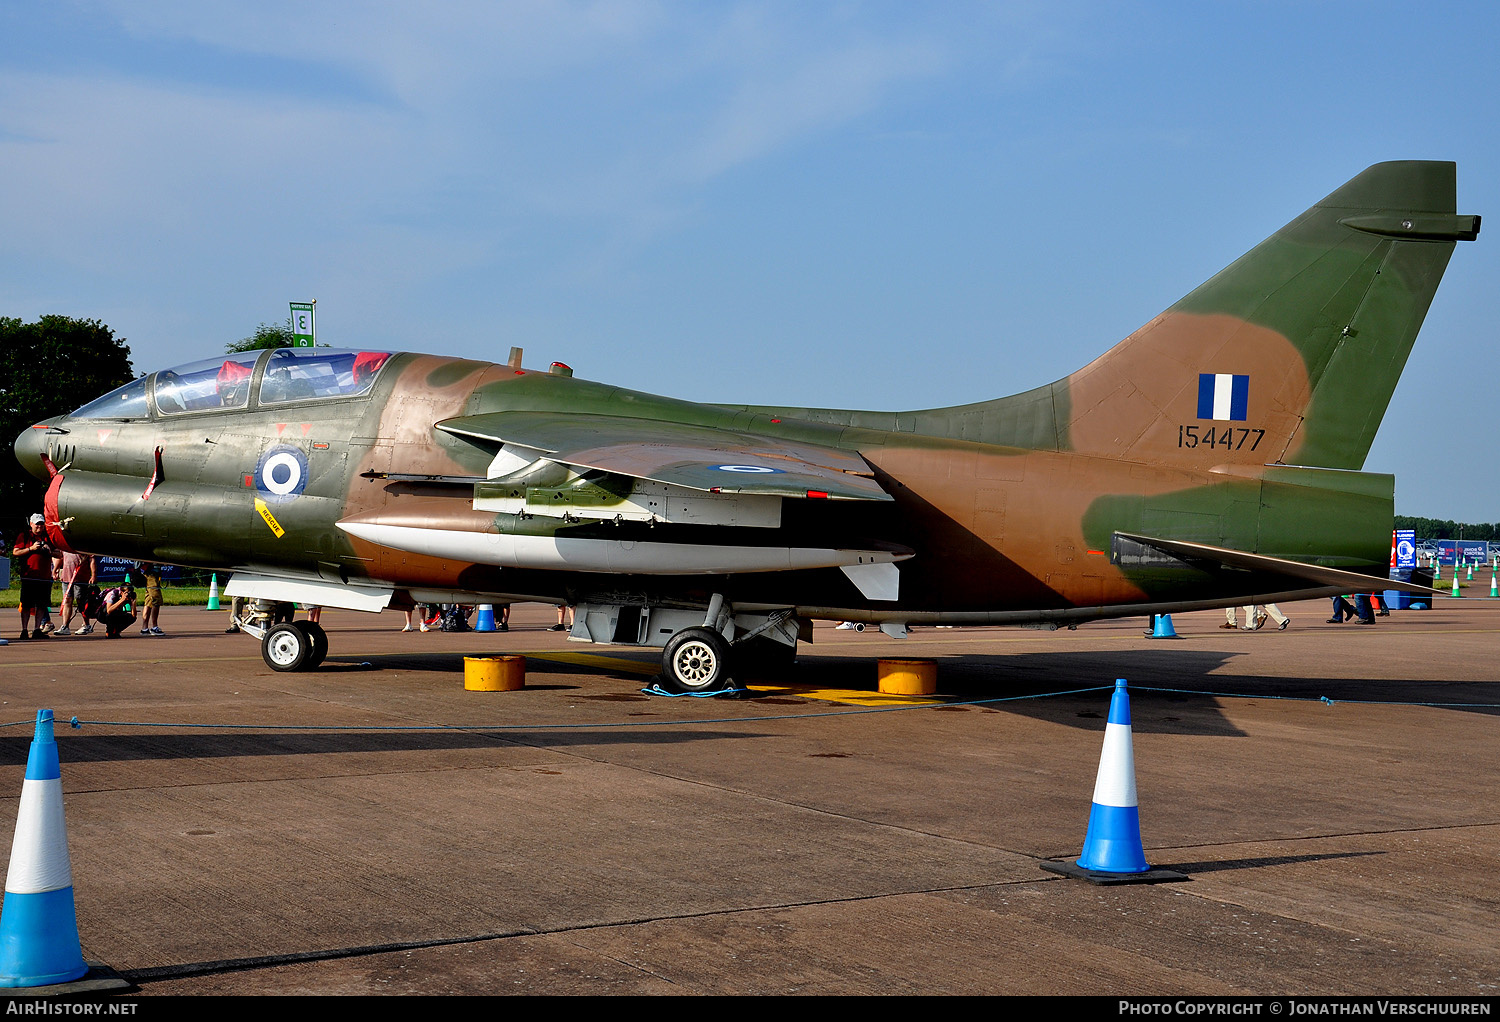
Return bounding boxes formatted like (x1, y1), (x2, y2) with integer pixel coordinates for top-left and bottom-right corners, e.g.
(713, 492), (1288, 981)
(13, 161), (1480, 688)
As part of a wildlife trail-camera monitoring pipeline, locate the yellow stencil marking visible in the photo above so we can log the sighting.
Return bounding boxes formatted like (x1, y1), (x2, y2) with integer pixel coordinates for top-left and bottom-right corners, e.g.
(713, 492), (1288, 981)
(254, 498), (285, 538)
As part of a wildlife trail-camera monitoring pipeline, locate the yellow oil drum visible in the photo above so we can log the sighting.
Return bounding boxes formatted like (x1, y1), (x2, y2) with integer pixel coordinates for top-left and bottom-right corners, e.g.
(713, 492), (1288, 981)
(464, 655), (526, 691)
(877, 658), (937, 696)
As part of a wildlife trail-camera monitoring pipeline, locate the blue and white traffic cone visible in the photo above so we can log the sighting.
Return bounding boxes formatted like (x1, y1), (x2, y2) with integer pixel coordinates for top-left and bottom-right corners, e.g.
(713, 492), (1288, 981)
(474, 605), (496, 632)
(1076, 680), (1150, 873)
(1041, 681), (1185, 884)
(1148, 614), (1179, 639)
(0, 710), (87, 988)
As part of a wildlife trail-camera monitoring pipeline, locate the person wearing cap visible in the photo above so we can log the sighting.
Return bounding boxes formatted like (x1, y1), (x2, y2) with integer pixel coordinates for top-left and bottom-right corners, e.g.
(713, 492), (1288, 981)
(11, 514), (54, 640)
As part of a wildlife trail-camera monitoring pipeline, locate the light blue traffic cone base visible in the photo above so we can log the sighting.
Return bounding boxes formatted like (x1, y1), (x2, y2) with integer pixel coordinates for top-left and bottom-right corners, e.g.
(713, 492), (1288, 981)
(475, 605), (496, 632)
(1077, 804), (1149, 873)
(0, 889), (84, 987)
(1148, 614), (1179, 639)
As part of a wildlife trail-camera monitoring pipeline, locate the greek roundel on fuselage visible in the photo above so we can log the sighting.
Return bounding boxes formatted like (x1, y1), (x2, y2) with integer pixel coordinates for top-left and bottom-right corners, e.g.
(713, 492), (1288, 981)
(255, 445), (310, 504)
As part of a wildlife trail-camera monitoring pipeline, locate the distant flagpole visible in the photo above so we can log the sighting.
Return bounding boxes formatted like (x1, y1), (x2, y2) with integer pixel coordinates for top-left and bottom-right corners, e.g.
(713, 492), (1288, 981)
(290, 300), (316, 347)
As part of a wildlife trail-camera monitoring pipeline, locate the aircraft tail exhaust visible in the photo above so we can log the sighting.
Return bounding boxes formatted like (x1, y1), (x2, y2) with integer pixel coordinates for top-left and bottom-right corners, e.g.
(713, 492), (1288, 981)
(894, 162), (1478, 469)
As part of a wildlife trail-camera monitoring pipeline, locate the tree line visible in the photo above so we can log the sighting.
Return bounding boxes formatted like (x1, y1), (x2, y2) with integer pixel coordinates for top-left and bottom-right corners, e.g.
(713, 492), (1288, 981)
(1393, 517), (1500, 541)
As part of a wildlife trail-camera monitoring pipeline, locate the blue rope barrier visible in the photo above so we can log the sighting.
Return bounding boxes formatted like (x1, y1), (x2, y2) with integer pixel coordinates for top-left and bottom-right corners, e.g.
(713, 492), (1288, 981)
(0, 682), (1488, 737)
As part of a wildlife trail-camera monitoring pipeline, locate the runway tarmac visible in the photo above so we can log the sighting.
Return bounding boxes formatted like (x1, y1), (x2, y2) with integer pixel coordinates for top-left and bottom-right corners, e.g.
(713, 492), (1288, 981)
(1, 599), (1496, 996)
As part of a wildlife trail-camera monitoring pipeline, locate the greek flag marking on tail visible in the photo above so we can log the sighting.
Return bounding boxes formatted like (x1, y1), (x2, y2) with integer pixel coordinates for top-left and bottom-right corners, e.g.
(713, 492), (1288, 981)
(1197, 373), (1249, 421)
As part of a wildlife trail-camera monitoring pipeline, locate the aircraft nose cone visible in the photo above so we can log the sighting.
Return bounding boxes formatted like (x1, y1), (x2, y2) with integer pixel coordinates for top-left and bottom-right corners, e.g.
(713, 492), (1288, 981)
(13, 420), (56, 481)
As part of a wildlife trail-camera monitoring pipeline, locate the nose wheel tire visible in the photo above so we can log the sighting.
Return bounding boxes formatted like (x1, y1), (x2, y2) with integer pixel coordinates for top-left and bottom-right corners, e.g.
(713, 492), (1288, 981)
(662, 627), (733, 693)
(262, 622), (310, 672)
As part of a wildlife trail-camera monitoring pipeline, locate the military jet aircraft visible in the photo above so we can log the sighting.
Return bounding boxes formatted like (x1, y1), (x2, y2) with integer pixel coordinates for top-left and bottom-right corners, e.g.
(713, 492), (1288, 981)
(14, 161), (1479, 689)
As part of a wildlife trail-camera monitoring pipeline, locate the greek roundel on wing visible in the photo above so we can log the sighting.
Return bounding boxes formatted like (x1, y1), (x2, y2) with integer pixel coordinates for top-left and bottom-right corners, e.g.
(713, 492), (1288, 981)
(255, 445), (309, 503)
(710, 464), (784, 474)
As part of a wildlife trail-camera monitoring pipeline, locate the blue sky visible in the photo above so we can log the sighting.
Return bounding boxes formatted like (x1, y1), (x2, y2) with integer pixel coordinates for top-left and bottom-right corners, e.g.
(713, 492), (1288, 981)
(2, 1), (1495, 519)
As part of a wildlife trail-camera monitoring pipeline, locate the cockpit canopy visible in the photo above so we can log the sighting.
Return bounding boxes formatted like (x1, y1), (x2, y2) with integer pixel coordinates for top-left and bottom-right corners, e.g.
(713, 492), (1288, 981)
(69, 348), (392, 419)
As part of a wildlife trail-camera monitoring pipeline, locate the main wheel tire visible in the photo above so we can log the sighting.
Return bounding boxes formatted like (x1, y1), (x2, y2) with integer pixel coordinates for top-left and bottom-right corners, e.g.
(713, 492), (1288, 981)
(262, 622), (310, 672)
(662, 627), (732, 693)
(295, 620), (328, 669)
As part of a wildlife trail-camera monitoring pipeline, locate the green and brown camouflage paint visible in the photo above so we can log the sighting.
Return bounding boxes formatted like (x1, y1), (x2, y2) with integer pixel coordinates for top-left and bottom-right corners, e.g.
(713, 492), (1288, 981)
(15, 162), (1478, 625)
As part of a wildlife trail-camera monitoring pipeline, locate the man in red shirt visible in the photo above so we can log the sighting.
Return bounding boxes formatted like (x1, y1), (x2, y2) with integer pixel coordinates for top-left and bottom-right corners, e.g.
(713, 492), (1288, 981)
(12, 514), (54, 640)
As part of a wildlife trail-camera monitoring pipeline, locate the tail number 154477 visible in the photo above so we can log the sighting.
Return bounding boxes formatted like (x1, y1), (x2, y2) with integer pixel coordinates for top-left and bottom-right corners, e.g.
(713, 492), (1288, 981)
(1177, 425), (1264, 451)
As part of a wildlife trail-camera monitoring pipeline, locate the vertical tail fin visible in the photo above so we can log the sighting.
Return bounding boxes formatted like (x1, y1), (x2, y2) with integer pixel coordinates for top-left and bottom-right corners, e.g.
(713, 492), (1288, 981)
(912, 161), (1479, 468)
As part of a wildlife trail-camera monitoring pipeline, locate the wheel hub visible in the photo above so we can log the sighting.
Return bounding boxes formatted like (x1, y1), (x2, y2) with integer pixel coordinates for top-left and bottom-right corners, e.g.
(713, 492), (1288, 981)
(673, 641), (718, 685)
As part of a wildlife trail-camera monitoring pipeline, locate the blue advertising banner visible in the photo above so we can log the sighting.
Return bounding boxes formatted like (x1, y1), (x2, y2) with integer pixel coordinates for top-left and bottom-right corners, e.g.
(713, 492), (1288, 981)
(1394, 530), (1416, 570)
(95, 557), (185, 582)
(1436, 540), (1489, 566)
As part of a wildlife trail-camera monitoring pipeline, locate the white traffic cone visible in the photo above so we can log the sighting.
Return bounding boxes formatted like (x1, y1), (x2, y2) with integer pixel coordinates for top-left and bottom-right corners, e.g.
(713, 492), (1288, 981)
(0, 710), (87, 988)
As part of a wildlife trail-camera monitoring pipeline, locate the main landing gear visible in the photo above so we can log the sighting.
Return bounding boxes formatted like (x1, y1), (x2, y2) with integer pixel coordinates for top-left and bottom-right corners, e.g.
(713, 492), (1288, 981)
(662, 627), (732, 692)
(234, 600), (328, 672)
(261, 620), (328, 672)
(562, 593), (803, 694)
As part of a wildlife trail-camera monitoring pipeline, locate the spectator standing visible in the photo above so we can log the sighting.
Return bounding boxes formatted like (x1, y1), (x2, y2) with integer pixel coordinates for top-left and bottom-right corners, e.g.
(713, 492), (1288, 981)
(56, 551), (98, 635)
(138, 562), (164, 635)
(1328, 595), (1359, 623)
(11, 514), (54, 640)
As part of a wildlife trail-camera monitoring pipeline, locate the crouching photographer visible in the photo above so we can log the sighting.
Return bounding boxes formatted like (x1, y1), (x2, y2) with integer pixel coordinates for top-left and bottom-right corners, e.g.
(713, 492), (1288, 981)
(100, 574), (139, 639)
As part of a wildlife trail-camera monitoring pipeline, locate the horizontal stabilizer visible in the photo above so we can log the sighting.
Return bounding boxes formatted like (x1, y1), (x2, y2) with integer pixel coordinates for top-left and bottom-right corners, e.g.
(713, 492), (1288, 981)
(436, 411), (890, 501)
(1115, 532), (1444, 595)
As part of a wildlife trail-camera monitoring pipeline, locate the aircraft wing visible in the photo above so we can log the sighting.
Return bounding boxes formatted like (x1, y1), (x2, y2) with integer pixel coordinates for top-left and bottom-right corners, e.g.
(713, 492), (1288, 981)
(1115, 533), (1445, 594)
(435, 411), (890, 501)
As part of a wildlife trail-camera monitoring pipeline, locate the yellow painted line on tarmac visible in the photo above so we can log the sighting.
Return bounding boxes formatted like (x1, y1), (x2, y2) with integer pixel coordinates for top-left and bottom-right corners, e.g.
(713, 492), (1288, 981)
(743, 685), (942, 707)
(525, 650), (659, 676)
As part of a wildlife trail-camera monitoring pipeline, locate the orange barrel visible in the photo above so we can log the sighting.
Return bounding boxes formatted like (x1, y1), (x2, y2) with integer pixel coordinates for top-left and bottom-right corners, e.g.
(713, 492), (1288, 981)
(464, 655), (526, 691)
(877, 658), (937, 696)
